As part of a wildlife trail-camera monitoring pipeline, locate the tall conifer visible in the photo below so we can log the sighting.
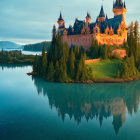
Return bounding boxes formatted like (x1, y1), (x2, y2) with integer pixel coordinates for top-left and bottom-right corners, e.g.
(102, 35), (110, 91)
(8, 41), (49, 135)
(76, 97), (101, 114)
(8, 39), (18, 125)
(41, 43), (47, 75)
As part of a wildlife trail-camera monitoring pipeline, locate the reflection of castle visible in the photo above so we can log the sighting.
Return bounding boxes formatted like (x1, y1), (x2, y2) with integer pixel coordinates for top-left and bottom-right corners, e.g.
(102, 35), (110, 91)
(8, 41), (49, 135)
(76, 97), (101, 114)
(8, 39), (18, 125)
(57, 0), (128, 50)
(32, 77), (140, 135)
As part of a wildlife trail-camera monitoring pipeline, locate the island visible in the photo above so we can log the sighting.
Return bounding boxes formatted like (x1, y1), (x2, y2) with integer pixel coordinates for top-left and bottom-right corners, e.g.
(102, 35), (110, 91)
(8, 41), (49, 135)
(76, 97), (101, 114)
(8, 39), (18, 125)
(32, 20), (140, 83)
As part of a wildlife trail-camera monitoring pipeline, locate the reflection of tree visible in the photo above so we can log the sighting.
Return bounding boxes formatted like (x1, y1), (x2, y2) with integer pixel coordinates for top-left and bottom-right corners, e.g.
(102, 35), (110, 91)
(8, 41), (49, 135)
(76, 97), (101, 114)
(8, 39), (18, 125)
(0, 64), (31, 70)
(32, 77), (140, 135)
(112, 115), (123, 136)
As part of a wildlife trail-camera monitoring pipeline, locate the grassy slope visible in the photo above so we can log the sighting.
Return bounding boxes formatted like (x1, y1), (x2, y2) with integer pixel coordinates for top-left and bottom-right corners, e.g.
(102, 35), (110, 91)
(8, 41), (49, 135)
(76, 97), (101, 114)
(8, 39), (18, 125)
(88, 60), (122, 80)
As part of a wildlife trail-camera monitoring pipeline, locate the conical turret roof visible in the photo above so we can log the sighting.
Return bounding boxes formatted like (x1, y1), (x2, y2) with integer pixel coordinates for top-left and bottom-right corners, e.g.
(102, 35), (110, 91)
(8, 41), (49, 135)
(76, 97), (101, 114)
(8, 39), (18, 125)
(58, 12), (64, 21)
(99, 5), (105, 17)
(114, 0), (126, 9)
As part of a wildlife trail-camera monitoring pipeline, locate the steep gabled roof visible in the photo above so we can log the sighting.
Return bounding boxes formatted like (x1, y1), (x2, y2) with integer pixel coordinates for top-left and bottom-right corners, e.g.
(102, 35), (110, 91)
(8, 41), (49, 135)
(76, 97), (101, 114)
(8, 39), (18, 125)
(73, 19), (85, 35)
(63, 11), (123, 35)
(106, 15), (123, 31)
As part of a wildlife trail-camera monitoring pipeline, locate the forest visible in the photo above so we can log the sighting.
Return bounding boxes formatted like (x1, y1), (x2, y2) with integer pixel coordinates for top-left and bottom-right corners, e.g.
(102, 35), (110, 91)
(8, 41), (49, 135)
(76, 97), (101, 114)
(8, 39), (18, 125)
(23, 41), (50, 51)
(0, 49), (35, 64)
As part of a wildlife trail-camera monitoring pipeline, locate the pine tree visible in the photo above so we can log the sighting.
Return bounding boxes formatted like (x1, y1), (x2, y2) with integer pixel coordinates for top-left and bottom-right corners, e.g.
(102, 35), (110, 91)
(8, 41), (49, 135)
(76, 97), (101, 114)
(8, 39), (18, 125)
(89, 39), (99, 58)
(55, 61), (60, 81)
(41, 43), (47, 75)
(47, 25), (57, 63)
(134, 21), (139, 62)
(128, 22), (135, 57)
(47, 61), (55, 80)
(52, 25), (57, 44)
(33, 54), (38, 72)
(76, 53), (88, 81)
(101, 45), (108, 59)
(68, 48), (75, 79)
(58, 58), (68, 82)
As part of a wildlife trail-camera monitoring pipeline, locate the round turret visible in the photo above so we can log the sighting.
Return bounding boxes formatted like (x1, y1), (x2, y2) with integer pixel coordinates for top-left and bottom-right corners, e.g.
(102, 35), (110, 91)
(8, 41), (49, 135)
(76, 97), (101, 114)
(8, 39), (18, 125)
(98, 5), (105, 22)
(57, 12), (65, 27)
(113, 0), (127, 17)
(86, 12), (91, 24)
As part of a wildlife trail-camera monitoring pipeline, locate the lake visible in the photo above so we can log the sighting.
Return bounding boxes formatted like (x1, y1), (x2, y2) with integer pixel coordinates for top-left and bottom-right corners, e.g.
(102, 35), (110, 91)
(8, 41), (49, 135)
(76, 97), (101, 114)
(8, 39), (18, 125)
(0, 65), (140, 140)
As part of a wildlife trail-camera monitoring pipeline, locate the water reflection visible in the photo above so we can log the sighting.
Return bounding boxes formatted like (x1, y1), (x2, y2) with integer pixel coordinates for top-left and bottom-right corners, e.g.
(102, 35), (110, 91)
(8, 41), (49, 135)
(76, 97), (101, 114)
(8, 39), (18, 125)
(32, 77), (140, 135)
(0, 64), (32, 70)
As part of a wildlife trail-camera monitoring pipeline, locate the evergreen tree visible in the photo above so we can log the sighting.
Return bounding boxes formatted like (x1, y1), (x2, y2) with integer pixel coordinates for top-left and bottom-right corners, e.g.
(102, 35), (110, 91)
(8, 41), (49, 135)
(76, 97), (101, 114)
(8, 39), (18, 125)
(33, 54), (38, 72)
(55, 61), (60, 81)
(58, 58), (68, 82)
(76, 53), (89, 81)
(128, 22), (135, 57)
(89, 39), (99, 58)
(47, 61), (55, 80)
(134, 21), (139, 62)
(47, 25), (57, 63)
(68, 48), (75, 79)
(41, 43), (47, 75)
(119, 56), (139, 79)
(101, 45), (108, 59)
(52, 25), (57, 44)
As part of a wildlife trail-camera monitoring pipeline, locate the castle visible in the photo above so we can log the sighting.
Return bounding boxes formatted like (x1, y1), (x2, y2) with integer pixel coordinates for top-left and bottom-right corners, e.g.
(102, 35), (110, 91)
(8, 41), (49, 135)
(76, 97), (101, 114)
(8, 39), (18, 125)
(57, 0), (128, 50)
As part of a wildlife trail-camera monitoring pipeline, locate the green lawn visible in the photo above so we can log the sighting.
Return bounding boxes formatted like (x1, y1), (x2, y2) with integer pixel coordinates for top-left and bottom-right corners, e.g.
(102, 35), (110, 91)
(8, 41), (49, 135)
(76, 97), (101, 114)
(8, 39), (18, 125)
(88, 59), (122, 80)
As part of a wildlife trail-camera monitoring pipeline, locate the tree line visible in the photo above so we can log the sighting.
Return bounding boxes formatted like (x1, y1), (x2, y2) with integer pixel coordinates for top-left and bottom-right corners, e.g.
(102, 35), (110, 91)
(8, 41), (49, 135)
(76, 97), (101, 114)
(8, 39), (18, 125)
(118, 21), (140, 79)
(23, 41), (50, 51)
(0, 49), (34, 64)
(33, 25), (93, 82)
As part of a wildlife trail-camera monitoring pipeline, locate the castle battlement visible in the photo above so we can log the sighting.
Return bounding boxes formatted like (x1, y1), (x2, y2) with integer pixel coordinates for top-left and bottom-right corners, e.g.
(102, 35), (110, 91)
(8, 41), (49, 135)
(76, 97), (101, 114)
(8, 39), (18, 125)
(57, 0), (128, 50)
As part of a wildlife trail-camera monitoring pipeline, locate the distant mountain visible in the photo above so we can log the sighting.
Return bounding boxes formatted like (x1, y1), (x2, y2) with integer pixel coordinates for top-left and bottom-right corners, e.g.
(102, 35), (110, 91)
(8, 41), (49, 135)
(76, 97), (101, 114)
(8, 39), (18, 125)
(23, 41), (51, 51)
(0, 41), (22, 49)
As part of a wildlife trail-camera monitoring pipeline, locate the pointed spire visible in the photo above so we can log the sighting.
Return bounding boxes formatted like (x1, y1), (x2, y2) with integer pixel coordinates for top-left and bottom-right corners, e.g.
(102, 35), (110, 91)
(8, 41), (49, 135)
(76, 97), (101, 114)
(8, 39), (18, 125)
(106, 14), (108, 20)
(113, 1), (115, 8)
(124, 1), (126, 9)
(87, 12), (91, 18)
(99, 5), (105, 17)
(58, 12), (64, 21)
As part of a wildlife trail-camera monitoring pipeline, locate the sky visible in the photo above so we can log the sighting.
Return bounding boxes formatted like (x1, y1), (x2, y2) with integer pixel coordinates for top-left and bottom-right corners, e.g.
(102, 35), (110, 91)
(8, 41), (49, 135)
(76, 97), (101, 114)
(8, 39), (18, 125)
(0, 0), (139, 45)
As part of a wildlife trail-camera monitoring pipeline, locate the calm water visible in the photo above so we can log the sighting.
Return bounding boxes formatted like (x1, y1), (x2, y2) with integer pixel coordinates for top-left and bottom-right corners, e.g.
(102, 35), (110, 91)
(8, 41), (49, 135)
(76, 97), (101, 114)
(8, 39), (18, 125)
(0, 65), (140, 140)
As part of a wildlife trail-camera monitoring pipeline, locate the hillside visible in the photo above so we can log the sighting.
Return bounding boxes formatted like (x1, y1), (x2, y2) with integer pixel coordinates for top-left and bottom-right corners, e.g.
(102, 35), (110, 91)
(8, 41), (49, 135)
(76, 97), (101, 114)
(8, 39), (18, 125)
(23, 41), (51, 51)
(0, 41), (22, 49)
(88, 60), (122, 80)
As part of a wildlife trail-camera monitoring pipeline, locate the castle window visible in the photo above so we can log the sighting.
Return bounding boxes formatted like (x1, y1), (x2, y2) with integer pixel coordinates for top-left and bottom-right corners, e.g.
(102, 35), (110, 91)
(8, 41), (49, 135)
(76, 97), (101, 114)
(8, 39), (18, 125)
(96, 29), (97, 33)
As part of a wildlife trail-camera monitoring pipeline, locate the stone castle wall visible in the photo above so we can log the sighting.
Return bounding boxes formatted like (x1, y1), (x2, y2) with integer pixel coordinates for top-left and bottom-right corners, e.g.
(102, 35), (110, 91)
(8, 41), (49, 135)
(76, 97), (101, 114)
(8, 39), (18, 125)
(63, 32), (127, 50)
(85, 59), (100, 64)
(63, 34), (93, 50)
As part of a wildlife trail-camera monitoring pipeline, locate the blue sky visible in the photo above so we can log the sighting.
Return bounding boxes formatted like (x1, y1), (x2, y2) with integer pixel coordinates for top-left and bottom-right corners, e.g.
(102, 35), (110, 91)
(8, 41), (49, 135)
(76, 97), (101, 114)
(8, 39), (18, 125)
(0, 0), (139, 44)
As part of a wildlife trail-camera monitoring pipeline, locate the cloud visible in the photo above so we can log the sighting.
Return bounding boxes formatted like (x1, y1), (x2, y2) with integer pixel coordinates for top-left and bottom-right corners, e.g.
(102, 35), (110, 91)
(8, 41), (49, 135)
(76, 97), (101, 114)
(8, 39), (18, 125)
(0, 0), (139, 44)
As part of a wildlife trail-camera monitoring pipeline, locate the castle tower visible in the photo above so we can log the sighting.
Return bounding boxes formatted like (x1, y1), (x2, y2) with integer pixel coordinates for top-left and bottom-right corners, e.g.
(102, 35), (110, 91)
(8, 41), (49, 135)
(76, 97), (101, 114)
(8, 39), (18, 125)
(57, 12), (65, 30)
(98, 5), (105, 22)
(113, 0), (127, 20)
(86, 12), (91, 24)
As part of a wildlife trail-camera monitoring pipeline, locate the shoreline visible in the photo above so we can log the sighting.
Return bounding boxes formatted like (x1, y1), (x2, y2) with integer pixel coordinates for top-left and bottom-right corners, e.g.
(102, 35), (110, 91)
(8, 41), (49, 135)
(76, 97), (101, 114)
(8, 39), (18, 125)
(27, 72), (140, 84)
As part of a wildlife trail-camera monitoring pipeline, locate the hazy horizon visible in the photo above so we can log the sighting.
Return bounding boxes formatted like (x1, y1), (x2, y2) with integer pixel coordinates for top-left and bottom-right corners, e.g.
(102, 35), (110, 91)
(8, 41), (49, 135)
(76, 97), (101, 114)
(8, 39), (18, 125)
(0, 0), (139, 45)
